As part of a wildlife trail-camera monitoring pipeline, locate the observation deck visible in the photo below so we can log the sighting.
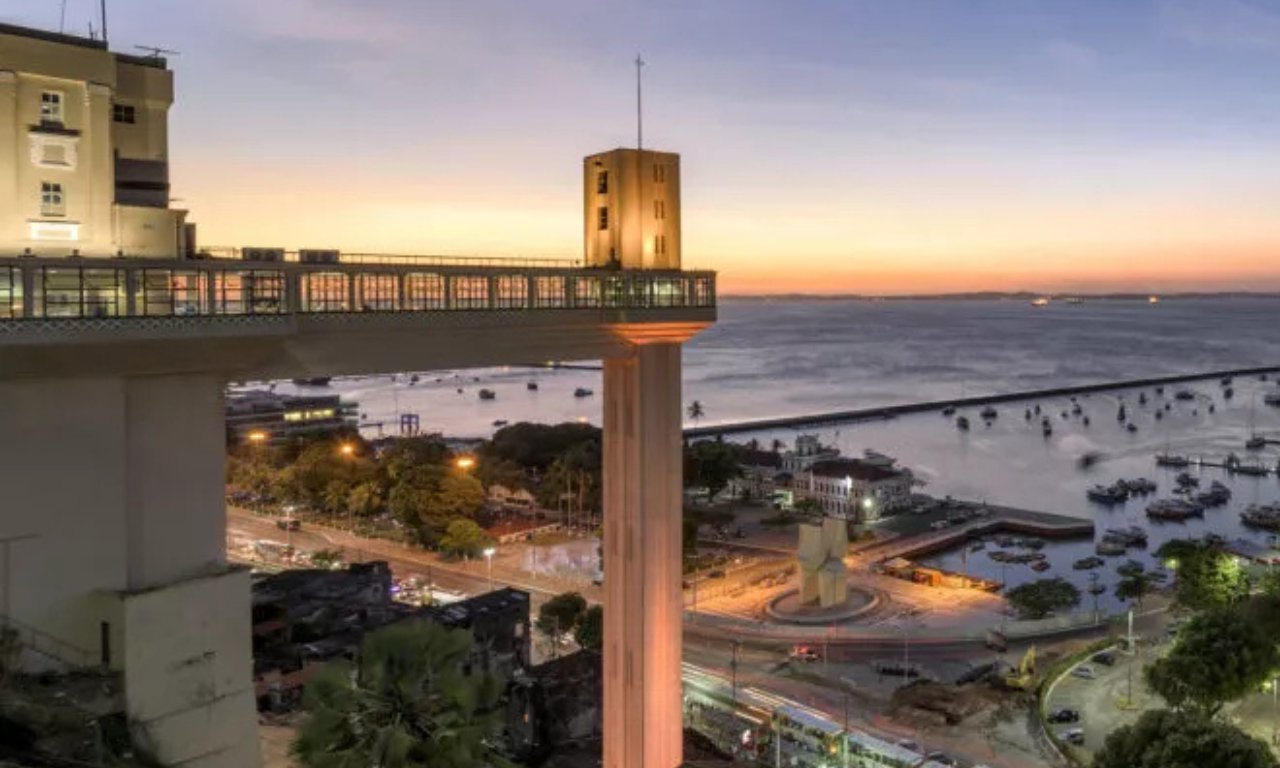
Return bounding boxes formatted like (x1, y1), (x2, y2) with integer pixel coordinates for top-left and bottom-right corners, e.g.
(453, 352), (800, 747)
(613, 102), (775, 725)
(0, 249), (716, 379)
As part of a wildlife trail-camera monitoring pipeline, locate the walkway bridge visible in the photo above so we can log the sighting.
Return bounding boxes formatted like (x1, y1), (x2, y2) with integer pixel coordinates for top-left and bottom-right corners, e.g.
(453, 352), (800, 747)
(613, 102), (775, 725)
(0, 248), (714, 768)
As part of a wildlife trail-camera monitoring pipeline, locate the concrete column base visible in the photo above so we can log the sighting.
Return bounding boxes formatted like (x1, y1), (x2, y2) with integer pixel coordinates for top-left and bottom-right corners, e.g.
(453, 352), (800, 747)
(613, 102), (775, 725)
(602, 342), (684, 768)
(116, 565), (260, 767)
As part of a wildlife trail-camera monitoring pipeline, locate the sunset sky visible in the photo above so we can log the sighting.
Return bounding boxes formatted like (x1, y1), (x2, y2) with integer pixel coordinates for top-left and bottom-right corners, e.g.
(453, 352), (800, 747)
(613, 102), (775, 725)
(7, 0), (1280, 294)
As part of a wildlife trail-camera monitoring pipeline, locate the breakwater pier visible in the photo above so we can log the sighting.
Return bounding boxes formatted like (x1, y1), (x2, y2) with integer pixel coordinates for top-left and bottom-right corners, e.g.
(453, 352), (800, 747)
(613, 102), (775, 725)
(686, 364), (1280, 438)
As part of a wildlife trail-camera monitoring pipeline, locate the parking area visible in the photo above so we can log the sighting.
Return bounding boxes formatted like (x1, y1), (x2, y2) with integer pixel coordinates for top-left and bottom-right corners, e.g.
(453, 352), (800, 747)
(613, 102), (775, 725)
(1042, 641), (1163, 757)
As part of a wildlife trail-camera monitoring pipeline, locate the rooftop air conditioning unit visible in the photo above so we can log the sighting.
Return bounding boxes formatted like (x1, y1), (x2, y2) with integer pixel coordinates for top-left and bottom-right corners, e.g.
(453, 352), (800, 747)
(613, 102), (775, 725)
(299, 249), (340, 264)
(242, 247), (285, 263)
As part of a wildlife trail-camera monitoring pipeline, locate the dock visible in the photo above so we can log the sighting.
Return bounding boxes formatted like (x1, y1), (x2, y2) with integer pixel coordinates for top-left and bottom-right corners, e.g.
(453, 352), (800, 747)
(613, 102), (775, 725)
(863, 503), (1095, 563)
(685, 364), (1280, 438)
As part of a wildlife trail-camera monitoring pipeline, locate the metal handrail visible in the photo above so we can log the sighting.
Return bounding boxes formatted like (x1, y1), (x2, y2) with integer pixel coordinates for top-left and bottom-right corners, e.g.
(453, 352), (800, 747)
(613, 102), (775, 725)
(198, 246), (581, 269)
(0, 614), (98, 669)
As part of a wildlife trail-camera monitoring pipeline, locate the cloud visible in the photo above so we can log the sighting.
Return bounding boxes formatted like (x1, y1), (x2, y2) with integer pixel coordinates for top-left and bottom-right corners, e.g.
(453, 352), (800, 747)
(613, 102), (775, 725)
(1044, 40), (1099, 71)
(1158, 0), (1280, 50)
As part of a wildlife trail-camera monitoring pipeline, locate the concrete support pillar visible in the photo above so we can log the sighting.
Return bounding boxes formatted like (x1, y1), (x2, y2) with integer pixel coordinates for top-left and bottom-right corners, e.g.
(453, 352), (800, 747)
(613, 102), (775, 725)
(602, 341), (684, 768)
(0, 374), (258, 767)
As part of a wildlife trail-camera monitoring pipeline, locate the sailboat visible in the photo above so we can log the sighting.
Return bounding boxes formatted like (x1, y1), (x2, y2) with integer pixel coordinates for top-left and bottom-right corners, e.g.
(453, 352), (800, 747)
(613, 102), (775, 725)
(1247, 395), (1266, 451)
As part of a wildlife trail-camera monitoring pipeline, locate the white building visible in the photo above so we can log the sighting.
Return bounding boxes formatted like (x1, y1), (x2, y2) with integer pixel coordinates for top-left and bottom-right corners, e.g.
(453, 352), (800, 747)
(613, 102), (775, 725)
(0, 22), (188, 258)
(798, 458), (914, 522)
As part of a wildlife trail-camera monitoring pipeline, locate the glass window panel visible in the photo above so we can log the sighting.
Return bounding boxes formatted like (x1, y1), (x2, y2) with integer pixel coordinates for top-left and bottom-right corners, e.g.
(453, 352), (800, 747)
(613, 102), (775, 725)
(494, 276), (528, 309)
(404, 273), (445, 310)
(451, 276), (489, 309)
(356, 273), (398, 311)
(533, 276), (565, 308)
(302, 272), (347, 312)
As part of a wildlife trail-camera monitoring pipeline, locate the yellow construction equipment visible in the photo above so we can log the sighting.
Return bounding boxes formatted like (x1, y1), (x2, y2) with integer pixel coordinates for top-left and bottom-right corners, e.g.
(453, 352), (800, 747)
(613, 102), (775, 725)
(1002, 646), (1037, 690)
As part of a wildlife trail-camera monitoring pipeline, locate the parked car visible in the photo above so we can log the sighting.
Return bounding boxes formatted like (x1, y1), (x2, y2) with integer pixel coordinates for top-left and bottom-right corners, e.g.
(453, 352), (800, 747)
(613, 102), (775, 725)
(275, 519), (301, 531)
(789, 645), (820, 663)
(1058, 728), (1086, 746)
(926, 752), (958, 766)
(1091, 651), (1116, 666)
(1070, 665), (1097, 680)
(1047, 708), (1080, 724)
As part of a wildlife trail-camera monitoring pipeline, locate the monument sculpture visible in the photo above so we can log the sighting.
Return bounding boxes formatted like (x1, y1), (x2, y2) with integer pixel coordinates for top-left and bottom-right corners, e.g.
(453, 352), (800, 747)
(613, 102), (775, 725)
(797, 517), (849, 607)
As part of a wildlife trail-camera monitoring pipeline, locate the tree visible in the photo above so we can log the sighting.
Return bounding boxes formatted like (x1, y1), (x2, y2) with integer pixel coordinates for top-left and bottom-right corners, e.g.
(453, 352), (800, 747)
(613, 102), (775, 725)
(1115, 570), (1160, 608)
(1004, 577), (1080, 620)
(1145, 606), (1279, 717)
(1157, 539), (1248, 611)
(435, 473), (486, 518)
(310, 549), (343, 569)
(687, 400), (705, 426)
(346, 479), (384, 521)
(1093, 709), (1277, 768)
(770, 438), (785, 454)
(294, 621), (507, 768)
(536, 592), (587, 646)
(437, 518), (492, 559)
(684, 440), (741, 501)
(574, 605), (603, 651)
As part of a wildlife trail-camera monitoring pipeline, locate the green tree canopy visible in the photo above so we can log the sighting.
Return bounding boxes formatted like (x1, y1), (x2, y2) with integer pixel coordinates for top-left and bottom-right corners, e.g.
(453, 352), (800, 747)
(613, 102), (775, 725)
(1115, 570), (1160, 607)
(481, 422), (601, 472)
(1093, 709), (1277, 768)
(1004, 577), (1080, 620)
(536, 592), (588, 642)
(574, 605), (603, 651)
(1156, 539), (1249, 611)
(436, 474), (486, 519)
(1145, 606), (1280, 717)
(684, 440), (742, 500)
(294, 621), (506, 768)
(437, 518), (492, 559)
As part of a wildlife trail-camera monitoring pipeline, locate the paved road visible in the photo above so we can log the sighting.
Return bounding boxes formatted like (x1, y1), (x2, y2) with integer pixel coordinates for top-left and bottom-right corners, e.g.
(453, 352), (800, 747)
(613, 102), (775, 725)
(228, 506), (601, 601)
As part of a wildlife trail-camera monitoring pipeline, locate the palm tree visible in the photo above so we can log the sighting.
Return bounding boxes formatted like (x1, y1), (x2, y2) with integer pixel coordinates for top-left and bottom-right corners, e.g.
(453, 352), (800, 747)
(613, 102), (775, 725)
(770, 438), (785, 454)
(687, 400), (705, 426)
(294, 621), (507, 768)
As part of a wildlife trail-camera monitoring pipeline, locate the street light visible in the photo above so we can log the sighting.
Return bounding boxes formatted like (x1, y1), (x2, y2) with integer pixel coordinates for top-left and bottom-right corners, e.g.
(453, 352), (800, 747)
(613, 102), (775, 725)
(247, 429), (268, 445)
(455, 455), (476, 471)
(339, 442), (356, 458)
(483, 546), (496, 591)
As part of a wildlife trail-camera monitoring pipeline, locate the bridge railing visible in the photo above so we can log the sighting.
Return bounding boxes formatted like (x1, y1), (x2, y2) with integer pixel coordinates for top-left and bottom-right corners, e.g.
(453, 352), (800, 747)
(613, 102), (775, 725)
(0, 256), (715, 320)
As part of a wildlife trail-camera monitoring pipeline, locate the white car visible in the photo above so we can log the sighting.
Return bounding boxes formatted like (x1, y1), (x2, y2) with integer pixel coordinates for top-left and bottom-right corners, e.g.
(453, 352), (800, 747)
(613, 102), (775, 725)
(1058, 727), (1085, 745)
(1071, 665), (1097, 680)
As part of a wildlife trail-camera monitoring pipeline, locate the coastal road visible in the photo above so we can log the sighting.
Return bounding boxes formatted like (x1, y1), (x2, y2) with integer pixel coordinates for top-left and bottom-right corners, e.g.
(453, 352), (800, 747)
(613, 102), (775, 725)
(227, 506), (600, 602)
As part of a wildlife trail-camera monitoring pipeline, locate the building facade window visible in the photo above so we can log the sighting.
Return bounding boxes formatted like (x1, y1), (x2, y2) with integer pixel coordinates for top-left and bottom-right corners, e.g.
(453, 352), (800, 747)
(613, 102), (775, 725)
(596, 171), (608, 194)
(112, 103), (136, 124)
(653, 163), (666, 183)
(40, 182), (65, 217)
(653, 234), (666, 256)
(654, 200), (665, 220)
(40, 91), (64, 125)
(597, 206), (609, 230)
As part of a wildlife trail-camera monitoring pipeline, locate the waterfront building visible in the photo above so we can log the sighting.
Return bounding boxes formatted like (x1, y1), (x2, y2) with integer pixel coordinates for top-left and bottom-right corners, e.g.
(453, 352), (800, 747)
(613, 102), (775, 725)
(0, 23), (188, 259)
(225, 389), (358, 444)
(796, 457), (914, 522)
(781, 434), (842, 473)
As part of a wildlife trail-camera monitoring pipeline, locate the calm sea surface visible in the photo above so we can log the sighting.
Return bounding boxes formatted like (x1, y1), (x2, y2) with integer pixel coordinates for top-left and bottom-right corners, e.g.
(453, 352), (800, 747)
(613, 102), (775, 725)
(250, 297), (1280, 608)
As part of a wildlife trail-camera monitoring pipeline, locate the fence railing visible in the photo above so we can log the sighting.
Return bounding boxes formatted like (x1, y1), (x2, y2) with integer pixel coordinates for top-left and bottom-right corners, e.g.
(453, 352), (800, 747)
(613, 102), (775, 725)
(0, 614), (99, 669)
(0, 256), (716, 321)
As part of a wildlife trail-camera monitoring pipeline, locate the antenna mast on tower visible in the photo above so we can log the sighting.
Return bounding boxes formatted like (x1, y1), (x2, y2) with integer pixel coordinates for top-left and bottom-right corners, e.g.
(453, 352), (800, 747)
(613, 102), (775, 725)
(635, 53), (644, 152)
(100, 0), (108, 46)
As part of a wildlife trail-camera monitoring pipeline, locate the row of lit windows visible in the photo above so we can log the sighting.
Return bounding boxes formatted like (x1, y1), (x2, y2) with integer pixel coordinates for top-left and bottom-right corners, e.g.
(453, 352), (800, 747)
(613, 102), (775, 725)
(0, 269), (714, 318)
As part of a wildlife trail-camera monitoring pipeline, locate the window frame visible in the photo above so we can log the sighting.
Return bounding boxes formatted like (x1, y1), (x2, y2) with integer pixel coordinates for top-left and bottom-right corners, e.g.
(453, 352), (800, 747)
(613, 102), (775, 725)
(40, 181), (65, 217)
(40, 91), (65, 125)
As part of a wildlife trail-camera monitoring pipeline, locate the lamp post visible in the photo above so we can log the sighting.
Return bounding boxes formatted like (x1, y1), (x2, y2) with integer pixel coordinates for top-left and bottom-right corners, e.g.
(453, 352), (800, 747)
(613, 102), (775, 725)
(483, 546), (496, 592)
(1272, 675), (1278, 746)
